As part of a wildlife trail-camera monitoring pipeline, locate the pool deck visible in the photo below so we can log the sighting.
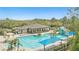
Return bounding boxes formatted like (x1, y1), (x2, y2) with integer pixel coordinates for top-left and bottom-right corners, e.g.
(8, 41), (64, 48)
(14, 31), (50, 37)
(0, 36), (7, 51)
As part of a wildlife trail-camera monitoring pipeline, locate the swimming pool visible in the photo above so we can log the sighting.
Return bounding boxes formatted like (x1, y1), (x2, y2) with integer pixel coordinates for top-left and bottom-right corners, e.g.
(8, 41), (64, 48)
(17, 32), (75, 49)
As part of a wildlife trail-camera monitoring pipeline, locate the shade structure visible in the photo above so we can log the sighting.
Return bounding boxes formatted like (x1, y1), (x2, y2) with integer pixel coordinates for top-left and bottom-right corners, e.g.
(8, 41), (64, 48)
(65, 32), (75, 36)
(39, 36), (60, 45)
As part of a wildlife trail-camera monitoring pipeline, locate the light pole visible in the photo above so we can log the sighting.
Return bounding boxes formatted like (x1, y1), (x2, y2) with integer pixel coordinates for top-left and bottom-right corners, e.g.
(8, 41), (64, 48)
(60, 39), (63, 50)
(43, 44), (46, 51)
(66, 35), (69, 50)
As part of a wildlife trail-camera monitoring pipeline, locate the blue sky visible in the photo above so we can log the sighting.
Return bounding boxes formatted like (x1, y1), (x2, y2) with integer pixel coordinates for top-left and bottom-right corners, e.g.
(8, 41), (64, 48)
(0, 7), (68, 20)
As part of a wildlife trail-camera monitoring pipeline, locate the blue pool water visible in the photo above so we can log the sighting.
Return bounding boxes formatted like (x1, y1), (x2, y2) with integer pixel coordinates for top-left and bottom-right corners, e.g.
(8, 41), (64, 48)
(17, 32), (75, 49)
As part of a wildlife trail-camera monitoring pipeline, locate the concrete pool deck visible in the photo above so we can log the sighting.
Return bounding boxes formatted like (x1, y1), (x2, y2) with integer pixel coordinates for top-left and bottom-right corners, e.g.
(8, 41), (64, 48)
(14, 31), (50, 37)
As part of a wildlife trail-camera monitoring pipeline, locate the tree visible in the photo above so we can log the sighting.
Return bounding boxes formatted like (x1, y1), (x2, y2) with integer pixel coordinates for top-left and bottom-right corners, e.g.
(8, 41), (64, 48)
(67, 8), (79, 18)
(51, 18), (56, 21)
(67, 8), (79, 31)
(62, 16), (68, 27)
(67, 7), (79, 51)
(7, 38), (22, 51)
(6, 18), (10, 20)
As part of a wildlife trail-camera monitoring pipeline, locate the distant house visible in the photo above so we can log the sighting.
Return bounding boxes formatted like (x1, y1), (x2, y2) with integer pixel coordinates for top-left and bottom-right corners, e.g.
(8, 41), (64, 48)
(13, 24), (50, 34)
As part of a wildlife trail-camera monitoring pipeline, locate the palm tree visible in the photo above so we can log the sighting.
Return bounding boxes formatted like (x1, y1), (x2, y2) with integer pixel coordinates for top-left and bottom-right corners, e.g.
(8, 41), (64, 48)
(7, 40), (14, 51)
(16, 39), (22, 51)
(12, 38), (23, 51)
(7, 38), (22, 51)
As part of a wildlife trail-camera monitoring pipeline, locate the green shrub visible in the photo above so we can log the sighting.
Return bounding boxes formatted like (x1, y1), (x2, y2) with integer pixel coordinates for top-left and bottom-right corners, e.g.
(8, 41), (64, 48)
(0, 29), (4, 35)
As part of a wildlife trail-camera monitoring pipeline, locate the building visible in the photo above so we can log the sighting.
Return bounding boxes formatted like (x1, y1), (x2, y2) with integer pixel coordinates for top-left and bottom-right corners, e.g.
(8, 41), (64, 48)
(13, 24), (50, 34)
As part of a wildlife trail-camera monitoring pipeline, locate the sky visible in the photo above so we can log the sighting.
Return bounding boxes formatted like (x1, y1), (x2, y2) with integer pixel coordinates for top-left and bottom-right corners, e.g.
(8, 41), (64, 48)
(0, 7), (68, 20)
